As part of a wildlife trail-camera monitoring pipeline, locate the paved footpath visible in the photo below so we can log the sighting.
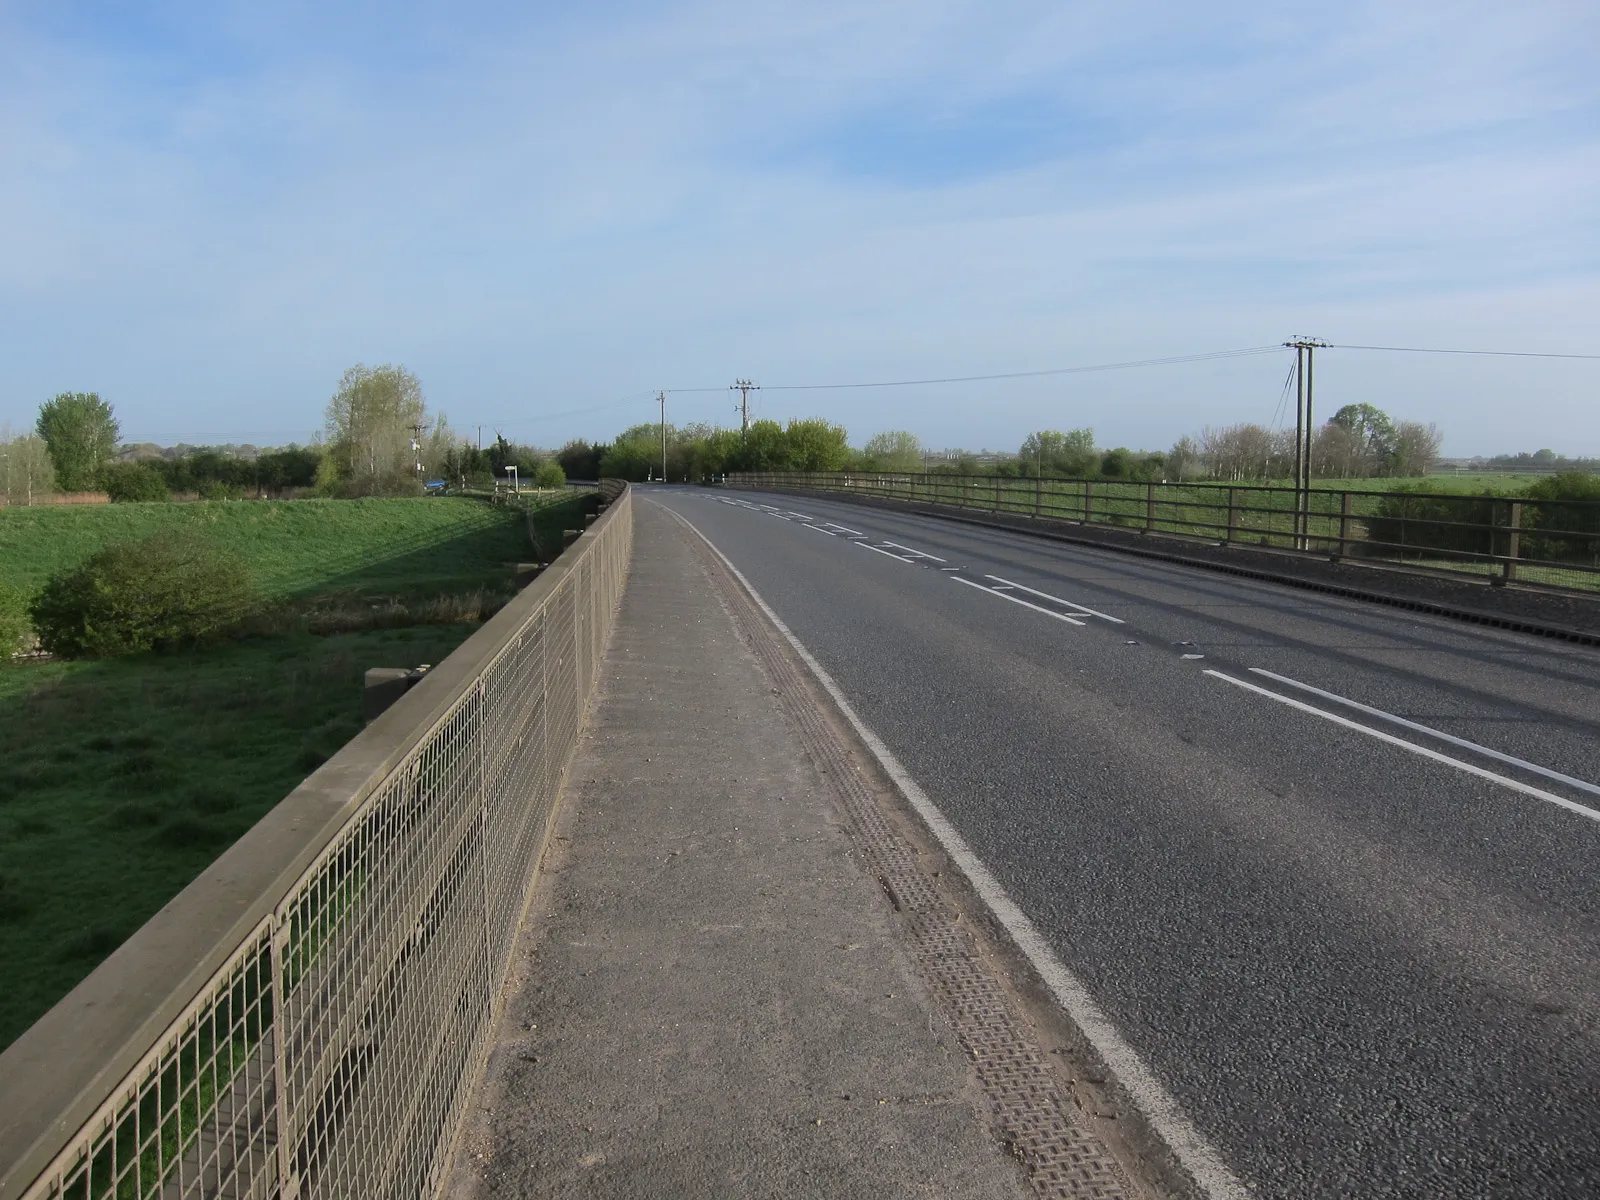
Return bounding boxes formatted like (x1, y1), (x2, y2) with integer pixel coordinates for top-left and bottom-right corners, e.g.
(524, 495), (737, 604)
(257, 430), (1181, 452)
(447, 502), (1130, 1199)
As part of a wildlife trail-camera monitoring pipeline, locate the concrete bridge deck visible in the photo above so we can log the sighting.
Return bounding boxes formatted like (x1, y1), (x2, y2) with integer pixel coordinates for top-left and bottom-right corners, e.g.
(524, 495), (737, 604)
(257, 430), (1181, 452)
(447, 500), (1134, 1199)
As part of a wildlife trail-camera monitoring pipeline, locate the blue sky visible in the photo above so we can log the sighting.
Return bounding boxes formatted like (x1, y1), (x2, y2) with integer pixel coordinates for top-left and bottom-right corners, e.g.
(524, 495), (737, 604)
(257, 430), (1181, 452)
(1, 0), (1596, 455)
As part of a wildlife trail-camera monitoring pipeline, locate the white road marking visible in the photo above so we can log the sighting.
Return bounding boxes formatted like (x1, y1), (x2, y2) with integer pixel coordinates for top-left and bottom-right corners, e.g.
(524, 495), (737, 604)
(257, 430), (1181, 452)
(1182, 654), (1205, 660)
(785, 511), (814, 520)
(952, 576), (1087, 626)
(881, 540), (947, 562)
(983, 575), (1124, 624)
(1206, 670), (1600, 825)
(800, 522), (838, 537)
(939, 567), (962, 572)
(856, 542), (917, 563)
(655, 500), (1249, 1200)
(1247, 668), (1600, 801)
(821, 522), (864, 536)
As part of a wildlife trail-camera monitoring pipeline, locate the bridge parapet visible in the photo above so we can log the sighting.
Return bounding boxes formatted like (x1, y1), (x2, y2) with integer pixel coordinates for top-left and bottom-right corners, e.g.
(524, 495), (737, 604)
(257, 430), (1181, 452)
(0, 486), (634, 1200)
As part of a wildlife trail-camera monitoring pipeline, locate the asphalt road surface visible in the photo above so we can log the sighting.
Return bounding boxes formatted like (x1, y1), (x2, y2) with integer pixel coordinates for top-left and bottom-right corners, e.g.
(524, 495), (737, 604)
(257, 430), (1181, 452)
(650, 486), (1600, 1200)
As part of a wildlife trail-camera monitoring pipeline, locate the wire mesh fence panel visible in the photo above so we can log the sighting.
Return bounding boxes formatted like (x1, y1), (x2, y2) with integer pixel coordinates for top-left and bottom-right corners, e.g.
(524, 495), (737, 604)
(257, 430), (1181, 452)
(10, 491), (635, 1200)
(730, 473), (1600, 594)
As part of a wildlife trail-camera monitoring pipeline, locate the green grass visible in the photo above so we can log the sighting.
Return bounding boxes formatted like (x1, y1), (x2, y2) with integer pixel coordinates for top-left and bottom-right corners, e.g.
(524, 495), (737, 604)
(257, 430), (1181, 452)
(0, 496), (535, 602)
(0, 492), (599, 1050)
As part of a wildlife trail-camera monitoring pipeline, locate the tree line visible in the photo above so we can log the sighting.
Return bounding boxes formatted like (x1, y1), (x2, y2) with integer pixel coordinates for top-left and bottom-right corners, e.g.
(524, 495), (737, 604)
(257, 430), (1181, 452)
(0, 365), (572, 505)
(585, 400), (1450, 486)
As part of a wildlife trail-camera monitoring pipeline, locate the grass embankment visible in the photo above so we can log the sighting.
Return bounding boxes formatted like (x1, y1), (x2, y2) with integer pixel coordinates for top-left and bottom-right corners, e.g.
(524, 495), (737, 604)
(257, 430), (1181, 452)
(0, 492), (598, 1049)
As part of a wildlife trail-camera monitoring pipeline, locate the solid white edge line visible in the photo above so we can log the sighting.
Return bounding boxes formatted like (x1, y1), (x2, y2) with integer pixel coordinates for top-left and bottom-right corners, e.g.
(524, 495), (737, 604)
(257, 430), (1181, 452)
(984, 574), (1125, 623)
(952, 576), (1088, 626)
(1206, 670), (1600, 824)
(856, 541), (917, 563)
(881, 539), (948, 562)
(1246, 667), (1600, 800)
(656, 500), (1248, 1200)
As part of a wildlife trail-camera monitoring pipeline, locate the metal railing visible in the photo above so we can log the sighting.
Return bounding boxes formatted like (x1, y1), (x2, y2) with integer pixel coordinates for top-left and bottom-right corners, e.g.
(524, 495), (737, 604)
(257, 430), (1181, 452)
(0, 486), (635, 1200)
(728, 472), (1600, 594)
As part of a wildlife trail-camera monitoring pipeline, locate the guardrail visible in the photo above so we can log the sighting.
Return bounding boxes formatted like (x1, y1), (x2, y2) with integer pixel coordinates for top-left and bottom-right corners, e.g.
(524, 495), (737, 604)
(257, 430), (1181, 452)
(0, 485), (635, 1200)
(729, 472), (1600, 594)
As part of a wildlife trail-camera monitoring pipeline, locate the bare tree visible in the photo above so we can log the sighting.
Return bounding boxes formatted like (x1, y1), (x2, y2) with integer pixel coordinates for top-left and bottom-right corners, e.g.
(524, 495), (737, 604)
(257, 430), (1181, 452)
(0, 426), (57, 505)
(1390, 422), (1443, 477)
(324, 365), (427, 495)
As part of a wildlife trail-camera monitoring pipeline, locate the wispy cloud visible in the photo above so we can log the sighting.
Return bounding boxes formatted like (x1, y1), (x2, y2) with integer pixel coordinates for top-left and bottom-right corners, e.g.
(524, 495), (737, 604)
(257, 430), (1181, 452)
(0, 0), (1595, 452)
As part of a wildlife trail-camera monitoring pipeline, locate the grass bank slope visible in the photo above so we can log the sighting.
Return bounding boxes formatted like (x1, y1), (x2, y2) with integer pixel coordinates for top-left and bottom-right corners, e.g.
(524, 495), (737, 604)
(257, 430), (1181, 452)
(0, 492), (598, 1049)
(0, 496), (532, 600)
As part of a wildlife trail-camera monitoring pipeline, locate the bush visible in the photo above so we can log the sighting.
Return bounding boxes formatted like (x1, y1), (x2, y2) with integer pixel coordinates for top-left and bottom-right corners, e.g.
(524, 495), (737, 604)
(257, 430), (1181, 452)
(0, 584), (32, 658)
(101, 462), (170, 503)
(197, 478), (245, 501)
(1520, 472), (1600, 567)
(1361, 486), (1504, 561)
(532, 461), (566, 489)
(30, 531), (253, 658)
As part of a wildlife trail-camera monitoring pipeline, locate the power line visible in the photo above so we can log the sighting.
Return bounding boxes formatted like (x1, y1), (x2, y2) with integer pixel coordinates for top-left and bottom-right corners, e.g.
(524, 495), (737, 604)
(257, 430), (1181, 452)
(670, 345), (1284, 394)
(1333, 343), (1600, 361)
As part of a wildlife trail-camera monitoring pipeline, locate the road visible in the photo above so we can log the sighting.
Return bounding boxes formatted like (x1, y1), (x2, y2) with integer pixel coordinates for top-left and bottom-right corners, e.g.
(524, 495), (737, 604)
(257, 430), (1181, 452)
(649, 486), (1600, 1199)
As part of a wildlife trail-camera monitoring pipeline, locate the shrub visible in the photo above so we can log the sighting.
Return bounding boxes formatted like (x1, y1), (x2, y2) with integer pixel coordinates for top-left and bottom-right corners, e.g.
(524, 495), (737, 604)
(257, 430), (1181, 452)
(30, 531), (253, 658)
(101, 462), (170, 503)
(1361, 486), (1504, 561)
(197, 478), (245, 501)
(532, 461), (566, 489)
(0, 584), (31, 658)
(1520, 472), (1600, 567)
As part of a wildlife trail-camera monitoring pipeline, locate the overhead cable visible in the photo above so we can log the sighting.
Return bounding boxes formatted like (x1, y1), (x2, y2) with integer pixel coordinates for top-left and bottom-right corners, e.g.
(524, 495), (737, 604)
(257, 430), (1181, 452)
(1333, 344), (1600, 361)
(668, 345), (1284, 394)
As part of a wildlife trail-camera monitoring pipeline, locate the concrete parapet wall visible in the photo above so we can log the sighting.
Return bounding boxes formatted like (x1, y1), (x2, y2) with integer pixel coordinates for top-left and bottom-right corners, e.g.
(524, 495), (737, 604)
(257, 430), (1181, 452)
(0, 487), (635, 1200)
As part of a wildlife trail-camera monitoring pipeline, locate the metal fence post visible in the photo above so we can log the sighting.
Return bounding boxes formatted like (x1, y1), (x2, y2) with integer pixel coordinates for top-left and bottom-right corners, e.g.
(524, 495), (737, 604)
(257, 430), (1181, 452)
(1145, 483), (1156, 532)
(1501, 500), (1523, 584)
(1034, 474), (1042, 517)
(1084, 481), (1093, 524)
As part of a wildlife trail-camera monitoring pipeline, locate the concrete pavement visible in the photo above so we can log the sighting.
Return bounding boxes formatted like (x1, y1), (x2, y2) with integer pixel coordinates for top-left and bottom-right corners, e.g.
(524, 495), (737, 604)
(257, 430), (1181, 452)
(448, 501), (1133, 1199)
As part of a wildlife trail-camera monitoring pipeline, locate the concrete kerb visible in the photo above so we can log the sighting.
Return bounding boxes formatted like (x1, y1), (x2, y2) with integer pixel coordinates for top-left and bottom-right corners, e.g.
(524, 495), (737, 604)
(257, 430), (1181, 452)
(735, 485), (1600, 649)
(0, 487), (634, 1200)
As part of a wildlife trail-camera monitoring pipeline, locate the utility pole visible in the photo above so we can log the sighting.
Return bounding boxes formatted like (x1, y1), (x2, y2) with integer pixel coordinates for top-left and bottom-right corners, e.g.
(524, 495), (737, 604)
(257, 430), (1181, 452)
(730, 379), (759, 440)
(1284, 338), (1329, 548)
(658, 391), (667, 484)
(410, 421), (424, 483)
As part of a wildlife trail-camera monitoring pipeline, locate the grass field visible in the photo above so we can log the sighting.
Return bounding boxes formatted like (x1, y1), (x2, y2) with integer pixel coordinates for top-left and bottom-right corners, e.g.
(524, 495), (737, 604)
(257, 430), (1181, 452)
(0, 492), (598, 1049)
(0, 495), (536, 601)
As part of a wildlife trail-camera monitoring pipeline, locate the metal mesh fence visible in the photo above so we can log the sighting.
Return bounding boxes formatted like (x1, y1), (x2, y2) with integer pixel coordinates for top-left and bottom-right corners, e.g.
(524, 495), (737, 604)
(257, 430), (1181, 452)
(8, 488), (633, 1200)
(731, 472), (1600, 594)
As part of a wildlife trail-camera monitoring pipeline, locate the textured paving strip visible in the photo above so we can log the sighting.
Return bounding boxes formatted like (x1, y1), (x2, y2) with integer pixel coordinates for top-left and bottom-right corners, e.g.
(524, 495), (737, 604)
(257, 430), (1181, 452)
(666, 505), (1136, 1200)
(450, 502), (1040, 1198)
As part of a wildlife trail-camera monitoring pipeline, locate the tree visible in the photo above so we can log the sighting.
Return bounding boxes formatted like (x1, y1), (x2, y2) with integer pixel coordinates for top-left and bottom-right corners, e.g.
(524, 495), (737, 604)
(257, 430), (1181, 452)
(1018, 429), (1096, 477)
(36, 392), (119, 491)
(533, 461), (566, 489)
(323, 365), (427, 496)
(861, 430), (923, 471)
(784, 418), (851, 472)
(1389, 421), (1442, 477)
(557, 440), (603, 481)
(1328, 403), (1397, 467)
(1167, 436), (1200, 481)
(0, 428), (56, 505)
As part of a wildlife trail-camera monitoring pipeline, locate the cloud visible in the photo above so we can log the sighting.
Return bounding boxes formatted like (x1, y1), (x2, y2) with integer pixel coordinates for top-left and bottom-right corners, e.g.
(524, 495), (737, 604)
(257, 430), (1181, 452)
(0, 0), (1595, 454)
